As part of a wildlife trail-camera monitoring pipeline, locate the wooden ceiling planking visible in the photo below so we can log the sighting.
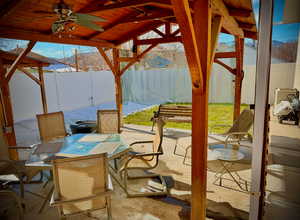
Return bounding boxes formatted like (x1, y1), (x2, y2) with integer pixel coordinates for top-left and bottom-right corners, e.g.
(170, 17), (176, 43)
(98, 21), (160, 41)
(0, 0), (258, 47)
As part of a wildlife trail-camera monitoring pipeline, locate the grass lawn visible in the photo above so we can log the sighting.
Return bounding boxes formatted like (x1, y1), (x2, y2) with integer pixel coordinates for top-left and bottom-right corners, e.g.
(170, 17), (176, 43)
(124, 103), (249, 133)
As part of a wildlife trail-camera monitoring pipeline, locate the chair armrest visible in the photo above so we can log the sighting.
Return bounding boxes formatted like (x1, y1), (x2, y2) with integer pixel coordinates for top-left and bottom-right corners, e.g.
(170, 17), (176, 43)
(0, 160), (23, 176)
(8, 146), (32, 150)
(209, 124), (231, 134)
(51, 190), (113, 206)
(130, 141), (153, 146)
(224, 132), (251, 147)
(129, 152), (162, 158)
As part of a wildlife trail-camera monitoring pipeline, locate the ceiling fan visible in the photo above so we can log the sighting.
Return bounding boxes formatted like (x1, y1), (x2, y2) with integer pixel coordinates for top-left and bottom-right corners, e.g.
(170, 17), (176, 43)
(34, 0), (106, 34)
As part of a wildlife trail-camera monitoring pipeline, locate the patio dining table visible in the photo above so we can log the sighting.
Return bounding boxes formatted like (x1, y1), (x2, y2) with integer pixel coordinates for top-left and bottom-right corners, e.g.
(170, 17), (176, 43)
(25, 133), (131, 213)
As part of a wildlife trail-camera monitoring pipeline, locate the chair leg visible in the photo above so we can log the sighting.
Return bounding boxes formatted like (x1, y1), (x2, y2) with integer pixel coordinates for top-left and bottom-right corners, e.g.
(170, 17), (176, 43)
(106, 196), (112, 220)
(38, 185), (54, 213)
(20, 178), (24, 198)
(183, 145), (191, 165)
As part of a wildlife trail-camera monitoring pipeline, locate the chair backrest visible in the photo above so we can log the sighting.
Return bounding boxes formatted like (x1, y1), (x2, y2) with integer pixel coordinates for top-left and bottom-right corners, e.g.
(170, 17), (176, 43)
(152, 117), (165, 153)
(36, 111), (67, 142)
(52, 153), (108, 216)
(0, 126), (9, 160)
(97, 110), (119, 134)
(227, 109), (254, 134)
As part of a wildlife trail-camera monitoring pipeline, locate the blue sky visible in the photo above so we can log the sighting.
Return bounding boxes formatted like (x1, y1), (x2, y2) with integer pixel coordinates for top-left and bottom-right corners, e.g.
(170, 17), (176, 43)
(1, 0), (299, 58)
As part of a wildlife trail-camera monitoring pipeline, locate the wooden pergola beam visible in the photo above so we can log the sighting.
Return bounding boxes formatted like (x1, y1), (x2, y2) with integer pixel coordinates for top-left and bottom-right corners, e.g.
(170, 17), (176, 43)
(38, 65), (48, 114)
(214, 51), (237, 59)
(113, 21), (164, 46)
(17, 67), (41, 85)
(170, 0), (203, 89)
(6, 41), (36, 82)
(135, 36), (181, 45)
(97, 47), (115, 73)
(152, 28), (166, 37)
(118, 11), (174, 24)
(238, 22), (255, 29)
(120, 44), (158, 75)
(0, 27), (116, 48)
(244, 31), (258, 40)
(214, 59), (236, 75)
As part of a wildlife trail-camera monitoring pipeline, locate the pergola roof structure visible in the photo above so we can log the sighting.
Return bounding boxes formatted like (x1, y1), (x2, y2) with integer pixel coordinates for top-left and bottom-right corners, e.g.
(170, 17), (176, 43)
(0, 1), (259, 220)
(0, 49), (52, 67)
(0, 0), (257, 47)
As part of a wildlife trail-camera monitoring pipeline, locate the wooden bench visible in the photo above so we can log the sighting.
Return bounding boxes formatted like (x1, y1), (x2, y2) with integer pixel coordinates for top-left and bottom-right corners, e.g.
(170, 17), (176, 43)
(151, 104), (192, 130)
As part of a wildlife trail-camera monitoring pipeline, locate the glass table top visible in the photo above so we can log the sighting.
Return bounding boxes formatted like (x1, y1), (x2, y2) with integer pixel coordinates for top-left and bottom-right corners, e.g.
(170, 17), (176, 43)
(213, 148), (245, 161)
(26, 133), (129, 167)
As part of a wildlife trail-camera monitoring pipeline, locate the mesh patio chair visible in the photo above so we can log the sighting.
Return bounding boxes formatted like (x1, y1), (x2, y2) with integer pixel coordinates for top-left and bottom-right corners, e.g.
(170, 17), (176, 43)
(209, 109), (254, 148)
(50, 153), (113, 220)
(97, 110), (120, 134)
(36, 111), (68, 142)
(118, 117), (167, 197)
(0, 126), (42, 198)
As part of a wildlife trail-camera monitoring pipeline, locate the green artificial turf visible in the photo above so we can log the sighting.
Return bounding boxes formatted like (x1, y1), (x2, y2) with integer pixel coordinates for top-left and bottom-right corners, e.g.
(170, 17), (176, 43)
(124, 103), (249, 133)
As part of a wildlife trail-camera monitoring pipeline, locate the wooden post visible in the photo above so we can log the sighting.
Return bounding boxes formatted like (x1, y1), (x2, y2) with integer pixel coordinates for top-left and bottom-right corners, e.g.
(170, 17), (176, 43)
(0, 58), (17, 159)
(233, 36), (244, 121)
(75, 49), (79, 72)
(171, 0), (223, 219)
(112, 48), (123, 129)
(38, 65), (48, 114)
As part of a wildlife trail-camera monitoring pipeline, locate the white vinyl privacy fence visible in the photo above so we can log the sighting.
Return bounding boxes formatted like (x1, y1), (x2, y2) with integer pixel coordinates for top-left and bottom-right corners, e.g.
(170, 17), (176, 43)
(10, 63), (296, 122)
(10, 71), (115, 122)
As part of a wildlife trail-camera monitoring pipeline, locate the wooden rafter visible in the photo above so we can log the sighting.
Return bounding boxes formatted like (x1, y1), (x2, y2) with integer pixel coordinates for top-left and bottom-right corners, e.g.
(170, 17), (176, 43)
(119, 11), (174, 24)
(17, 67), (41, 85)
(6, 41), (36, 82)
(0, 27), (116, 48)
(87, 11), (140, 40)
(82, 0), (171, 13)
(113, 21), (163, 45)
(211, 0), (244, 37)
(135, 36), (181, 45)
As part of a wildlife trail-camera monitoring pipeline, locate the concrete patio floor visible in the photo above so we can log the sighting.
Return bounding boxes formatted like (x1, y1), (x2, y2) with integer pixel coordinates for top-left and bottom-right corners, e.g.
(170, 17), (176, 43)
(10, 111), (299, 220)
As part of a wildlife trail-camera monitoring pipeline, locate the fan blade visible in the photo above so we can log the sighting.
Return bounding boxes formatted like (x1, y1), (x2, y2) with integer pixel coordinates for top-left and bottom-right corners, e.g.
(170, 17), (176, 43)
(74, 13), (107, 22)
(74, 19), (104, 31)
